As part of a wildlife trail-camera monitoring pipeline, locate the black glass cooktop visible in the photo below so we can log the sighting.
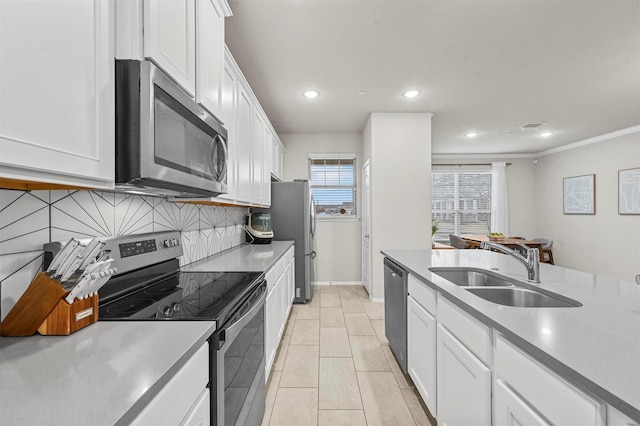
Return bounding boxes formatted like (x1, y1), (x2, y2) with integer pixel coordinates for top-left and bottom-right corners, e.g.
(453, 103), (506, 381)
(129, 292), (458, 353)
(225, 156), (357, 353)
(98, 268), (264, 323)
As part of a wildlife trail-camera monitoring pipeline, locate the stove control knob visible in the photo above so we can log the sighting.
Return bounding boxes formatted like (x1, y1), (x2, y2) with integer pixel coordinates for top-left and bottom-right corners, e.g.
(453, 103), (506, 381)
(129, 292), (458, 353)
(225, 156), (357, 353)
(163, 306), (173, 316)
(172, 238), (179, 247)
(163, 240), (171, 248)
(172, 303), (180, 312)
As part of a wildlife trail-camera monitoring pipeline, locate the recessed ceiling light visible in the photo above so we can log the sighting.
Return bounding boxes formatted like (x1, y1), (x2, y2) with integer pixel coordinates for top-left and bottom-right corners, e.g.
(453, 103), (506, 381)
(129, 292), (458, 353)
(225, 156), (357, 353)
(465, 132), (478, 138)
(303, 90), (319, 99)
(403, 90), (420, 98)
(539, 131), (553, 138)
(358, 91), (367, 96)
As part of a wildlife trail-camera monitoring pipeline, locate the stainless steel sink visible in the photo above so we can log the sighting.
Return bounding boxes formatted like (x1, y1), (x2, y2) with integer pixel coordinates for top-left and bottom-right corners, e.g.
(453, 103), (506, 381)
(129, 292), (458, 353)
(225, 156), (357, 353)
(430, 267), (514, 287)
(466, 287), (582, 308)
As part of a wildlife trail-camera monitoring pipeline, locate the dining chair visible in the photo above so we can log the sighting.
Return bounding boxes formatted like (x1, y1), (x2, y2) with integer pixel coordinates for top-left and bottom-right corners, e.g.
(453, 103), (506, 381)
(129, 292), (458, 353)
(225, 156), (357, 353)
(531, 237), (554, 264)
(449, 234), (471, 249)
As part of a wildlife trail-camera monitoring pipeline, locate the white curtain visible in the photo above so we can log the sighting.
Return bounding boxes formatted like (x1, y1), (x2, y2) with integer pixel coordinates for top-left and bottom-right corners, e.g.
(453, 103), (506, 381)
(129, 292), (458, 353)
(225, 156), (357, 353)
(491, 162), (510, 236)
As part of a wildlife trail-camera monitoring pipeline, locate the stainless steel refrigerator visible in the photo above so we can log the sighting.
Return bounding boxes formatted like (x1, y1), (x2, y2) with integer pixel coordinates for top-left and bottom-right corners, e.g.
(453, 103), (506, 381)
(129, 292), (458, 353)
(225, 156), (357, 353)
(268, 180), (316, 303)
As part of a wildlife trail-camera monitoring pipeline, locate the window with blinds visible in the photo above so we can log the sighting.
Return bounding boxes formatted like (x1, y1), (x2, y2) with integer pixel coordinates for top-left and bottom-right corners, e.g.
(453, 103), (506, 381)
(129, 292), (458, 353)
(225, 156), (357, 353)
(432, 169), (492, 238)
(308, 154), (357, 218)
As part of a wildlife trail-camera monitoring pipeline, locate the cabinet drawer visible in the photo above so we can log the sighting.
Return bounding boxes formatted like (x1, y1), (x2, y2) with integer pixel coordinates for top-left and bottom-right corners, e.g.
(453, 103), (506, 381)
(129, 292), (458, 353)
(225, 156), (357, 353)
(285, 246), (294, 264)
(437, 295), (491, 365)
(131, 343), (209, 425)
(275, 255), (285, 279)
(265, 266), (278, 292)
(495, 335), (605, 426)
(408, 274), (436, 315)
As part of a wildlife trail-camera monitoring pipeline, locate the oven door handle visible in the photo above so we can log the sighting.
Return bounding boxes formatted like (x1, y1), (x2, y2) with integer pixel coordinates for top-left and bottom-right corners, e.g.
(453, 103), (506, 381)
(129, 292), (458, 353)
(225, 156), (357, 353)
(216, 285), (266, 351)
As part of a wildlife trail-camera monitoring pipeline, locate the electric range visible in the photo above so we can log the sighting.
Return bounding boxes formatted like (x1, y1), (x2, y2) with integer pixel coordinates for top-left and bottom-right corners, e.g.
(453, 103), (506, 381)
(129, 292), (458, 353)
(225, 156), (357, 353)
(44, 231), (267, 426)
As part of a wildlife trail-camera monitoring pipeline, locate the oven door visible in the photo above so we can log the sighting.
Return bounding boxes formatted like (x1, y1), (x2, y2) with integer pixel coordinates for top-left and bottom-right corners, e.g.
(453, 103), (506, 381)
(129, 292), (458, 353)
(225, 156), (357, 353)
(212, 282), (266, 426)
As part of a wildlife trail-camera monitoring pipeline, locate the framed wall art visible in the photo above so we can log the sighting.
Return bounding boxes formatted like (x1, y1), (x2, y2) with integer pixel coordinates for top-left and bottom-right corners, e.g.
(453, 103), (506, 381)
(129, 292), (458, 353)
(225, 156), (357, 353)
(618, 167), (640, 214)
(563, 174), (595, 215)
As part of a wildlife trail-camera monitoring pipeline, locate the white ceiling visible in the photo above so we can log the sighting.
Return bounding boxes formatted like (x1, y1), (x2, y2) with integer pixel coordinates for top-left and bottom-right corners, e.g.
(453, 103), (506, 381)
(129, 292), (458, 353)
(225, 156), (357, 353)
(225, 0), (640, 155)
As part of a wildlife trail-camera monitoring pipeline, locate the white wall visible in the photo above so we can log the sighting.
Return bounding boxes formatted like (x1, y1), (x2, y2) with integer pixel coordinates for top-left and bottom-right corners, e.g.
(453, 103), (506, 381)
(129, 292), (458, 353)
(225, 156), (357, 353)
(534, 131), (640, 282)
(366, 113), (433, 299)
(432, 158), (538, 239)
(280, 132), (363, 283)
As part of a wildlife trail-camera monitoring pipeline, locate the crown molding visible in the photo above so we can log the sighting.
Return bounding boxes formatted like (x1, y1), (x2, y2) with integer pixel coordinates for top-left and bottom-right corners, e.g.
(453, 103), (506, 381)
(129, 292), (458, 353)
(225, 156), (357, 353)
(433, 125), (640, 160)
(535, 125), (640, 157)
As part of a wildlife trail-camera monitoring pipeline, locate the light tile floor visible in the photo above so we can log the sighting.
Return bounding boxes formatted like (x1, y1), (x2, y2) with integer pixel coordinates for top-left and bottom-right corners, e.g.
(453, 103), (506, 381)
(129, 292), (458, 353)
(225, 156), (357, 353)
(263, 285), (437, 426)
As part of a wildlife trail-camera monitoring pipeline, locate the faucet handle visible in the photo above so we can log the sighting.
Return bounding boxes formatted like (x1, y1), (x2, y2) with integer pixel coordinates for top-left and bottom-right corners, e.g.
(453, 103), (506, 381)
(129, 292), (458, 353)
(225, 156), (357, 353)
(516, 242), (533, 252)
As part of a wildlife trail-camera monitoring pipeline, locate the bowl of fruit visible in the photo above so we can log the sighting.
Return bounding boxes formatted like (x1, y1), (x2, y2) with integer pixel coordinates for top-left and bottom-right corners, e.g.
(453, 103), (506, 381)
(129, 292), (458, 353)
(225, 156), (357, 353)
(488, 232), (505, 241)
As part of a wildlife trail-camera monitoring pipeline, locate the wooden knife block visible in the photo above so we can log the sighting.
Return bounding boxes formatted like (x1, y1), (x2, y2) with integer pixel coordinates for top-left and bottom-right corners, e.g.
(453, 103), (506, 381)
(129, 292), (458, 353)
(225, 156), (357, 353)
(0, 272), (99, 337)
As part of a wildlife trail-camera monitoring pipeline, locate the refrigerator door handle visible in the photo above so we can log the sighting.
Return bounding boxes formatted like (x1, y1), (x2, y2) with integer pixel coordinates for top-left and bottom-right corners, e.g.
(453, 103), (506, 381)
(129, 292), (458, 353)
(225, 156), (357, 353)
(306, 251), (317, 259)
(309, 194), (317, 238)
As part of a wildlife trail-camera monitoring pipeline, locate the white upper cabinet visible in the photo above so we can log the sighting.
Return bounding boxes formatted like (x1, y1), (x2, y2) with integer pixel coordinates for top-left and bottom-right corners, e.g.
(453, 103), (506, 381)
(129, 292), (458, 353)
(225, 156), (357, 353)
(0, 0), (115, 189)
(195, 0), (229, 121)
(251, 109), (266, 205)
(217, 57), (238, 202)
(143, 0), (196, 95)
(235, 82), (254, 203)
(273, 137), (284, 180)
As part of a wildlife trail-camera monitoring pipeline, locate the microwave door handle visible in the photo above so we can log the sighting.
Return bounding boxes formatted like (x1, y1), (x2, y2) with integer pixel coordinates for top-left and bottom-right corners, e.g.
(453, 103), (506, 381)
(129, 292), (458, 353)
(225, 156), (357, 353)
(209, 134), (228, 181)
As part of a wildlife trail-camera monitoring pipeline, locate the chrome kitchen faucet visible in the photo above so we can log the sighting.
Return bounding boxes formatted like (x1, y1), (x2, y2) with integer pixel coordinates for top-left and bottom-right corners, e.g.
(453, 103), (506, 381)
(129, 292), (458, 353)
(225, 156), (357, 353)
(481, 241), (541, 283)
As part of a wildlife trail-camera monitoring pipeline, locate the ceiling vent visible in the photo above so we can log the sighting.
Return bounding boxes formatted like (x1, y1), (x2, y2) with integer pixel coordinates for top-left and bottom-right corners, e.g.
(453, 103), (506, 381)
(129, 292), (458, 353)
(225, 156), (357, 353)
(519, 123), (546, 131)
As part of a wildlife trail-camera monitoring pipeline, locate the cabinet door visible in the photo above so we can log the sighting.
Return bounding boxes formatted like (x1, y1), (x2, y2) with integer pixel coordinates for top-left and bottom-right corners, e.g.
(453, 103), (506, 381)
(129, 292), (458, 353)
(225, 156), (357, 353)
(195, 0), (224, 120)
(0, 0), (114, 188)
(494, 380), (550, 426)
(217, 60), (238, 201)
(287, 257), (295, 309)
(437, 324), (491, 426)
(265, 287), (277, 379)
(275, 140), (284, 179)
(277, 273), (287, 339)
(235, 84), (253, 203)
(407, 296), (437, 417)
(251, 110), (265, 205)
(131, 344), (209, 425)
(262, 126), (272, 206)
(144, 0), (196, 95)
(180, 388), (211, 426)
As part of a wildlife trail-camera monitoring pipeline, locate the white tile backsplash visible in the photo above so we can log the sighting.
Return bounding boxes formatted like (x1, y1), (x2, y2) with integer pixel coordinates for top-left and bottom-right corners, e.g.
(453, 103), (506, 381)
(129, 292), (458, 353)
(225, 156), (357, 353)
(0, 191), (49, 255)
(0, 189), (248, 320)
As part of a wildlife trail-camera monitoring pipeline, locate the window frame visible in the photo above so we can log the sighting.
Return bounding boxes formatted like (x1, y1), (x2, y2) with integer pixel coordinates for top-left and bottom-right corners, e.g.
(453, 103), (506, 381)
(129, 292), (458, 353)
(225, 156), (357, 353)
(431, 167), (492, 239)
(308, 153), (358, 220)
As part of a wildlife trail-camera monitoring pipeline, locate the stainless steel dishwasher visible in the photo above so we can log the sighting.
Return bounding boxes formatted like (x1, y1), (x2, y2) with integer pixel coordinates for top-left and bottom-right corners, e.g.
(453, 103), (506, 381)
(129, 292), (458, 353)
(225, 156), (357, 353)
(384, 257), (408, 373)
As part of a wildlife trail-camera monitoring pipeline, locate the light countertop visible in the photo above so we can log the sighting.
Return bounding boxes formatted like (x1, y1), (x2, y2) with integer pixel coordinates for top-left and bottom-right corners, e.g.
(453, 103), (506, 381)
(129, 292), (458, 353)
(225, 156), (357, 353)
(182, 241), (294, 272)
(0, 321), (215, 425)
(0, 242), (294, 425)
(382, 249), (640, 422)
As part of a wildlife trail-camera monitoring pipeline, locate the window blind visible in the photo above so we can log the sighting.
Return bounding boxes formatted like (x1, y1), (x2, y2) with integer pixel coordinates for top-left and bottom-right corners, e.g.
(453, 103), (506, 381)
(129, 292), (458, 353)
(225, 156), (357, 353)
(308, 154), (357, 217)
(432, 171), (492, 238)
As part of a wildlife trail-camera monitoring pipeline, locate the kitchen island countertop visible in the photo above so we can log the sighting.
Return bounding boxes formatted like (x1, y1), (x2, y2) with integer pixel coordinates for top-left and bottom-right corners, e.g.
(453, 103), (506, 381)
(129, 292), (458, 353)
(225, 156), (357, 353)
(382, 248), (640, 422)
(0, 321), (215, 425)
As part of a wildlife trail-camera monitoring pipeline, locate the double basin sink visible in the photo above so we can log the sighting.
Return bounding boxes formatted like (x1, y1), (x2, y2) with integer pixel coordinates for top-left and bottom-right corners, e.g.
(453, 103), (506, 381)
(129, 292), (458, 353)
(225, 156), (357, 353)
(429, 267), (582, 308)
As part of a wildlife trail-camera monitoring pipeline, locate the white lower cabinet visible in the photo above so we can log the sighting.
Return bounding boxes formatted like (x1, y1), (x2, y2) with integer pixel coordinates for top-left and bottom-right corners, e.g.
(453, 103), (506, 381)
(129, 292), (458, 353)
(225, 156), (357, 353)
(607, 405), (639, 426)
(494, 379), (550, 426)
(405, 276), (626, 426)
(180, 388), (211, 426)
(407, 295), (437, 417)
(265, 247), (295, 378)
(131, 343), (209, 425)
(436, 323), (491, 426)
(494, 334), (606, 426)
(265, 286), (277, 379)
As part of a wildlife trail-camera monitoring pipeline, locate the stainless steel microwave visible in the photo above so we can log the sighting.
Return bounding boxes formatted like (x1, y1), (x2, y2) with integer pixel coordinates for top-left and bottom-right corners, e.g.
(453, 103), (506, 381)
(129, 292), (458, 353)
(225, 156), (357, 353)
(115, 60), (228, 198)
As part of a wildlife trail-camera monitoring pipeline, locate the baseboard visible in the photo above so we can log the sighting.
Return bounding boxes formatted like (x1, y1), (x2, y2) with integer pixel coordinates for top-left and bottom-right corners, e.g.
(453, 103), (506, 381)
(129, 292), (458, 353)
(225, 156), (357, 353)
(314, 281), (363, 286)
(370, 297), (384, 303)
